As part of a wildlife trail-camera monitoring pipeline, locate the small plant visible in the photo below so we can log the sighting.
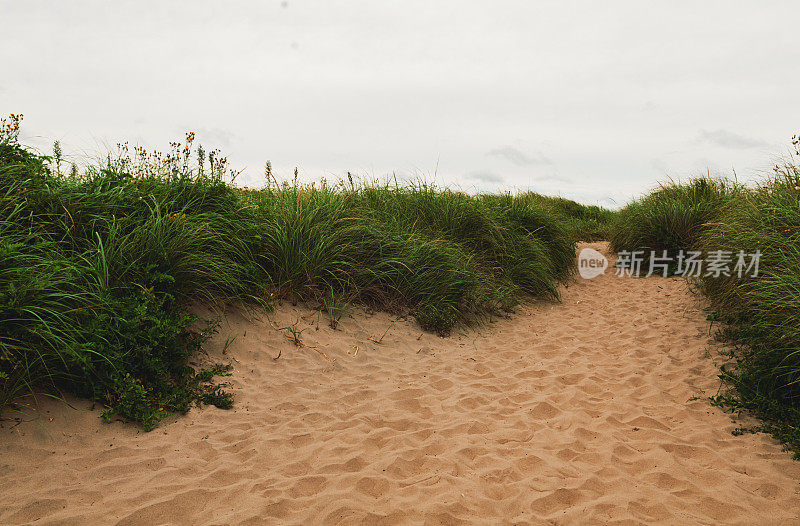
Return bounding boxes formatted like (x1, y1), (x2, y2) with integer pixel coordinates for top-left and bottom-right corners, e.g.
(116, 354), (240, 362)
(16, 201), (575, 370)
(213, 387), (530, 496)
(52, 140), (62, 176)
(221, 335), (236, 355)
(322, 289), (349, 329)
(368, 318), (397, 344)
(280, 320), (306, 347)
(0, 113), (22, 143)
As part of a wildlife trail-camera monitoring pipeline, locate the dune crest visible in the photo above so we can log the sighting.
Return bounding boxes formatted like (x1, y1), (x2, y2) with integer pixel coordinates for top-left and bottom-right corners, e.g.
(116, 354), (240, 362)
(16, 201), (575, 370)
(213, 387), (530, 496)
(2, 242), (799, 524)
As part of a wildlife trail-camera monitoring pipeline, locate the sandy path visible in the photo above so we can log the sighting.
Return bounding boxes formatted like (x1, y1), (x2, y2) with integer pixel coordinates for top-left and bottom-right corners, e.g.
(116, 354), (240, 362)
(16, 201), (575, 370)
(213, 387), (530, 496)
(2, 242), (799, 525)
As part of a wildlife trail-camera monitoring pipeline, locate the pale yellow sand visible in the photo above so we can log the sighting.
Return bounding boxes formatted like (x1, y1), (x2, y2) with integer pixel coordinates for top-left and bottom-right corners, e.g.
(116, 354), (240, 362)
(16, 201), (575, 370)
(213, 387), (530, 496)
(2, 242), (800, 524)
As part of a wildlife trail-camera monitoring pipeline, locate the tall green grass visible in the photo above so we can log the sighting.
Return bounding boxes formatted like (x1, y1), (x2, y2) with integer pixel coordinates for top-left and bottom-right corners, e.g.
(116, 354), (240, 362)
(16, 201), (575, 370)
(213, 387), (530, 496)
(517, 193), (617, 242)
(0, 119), (583, 429)
(698, 163), (800, 453)
(609, 177), (739, 266)
(609, 157), (800, 457)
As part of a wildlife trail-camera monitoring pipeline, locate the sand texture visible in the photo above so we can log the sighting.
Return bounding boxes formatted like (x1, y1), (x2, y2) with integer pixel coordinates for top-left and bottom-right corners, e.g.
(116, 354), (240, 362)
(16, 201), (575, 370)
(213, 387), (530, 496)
(2, 242), (800, 524)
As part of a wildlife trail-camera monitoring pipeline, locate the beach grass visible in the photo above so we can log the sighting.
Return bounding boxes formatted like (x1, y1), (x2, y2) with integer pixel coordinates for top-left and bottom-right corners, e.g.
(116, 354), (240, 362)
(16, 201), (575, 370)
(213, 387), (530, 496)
(608, 153), (800, 457)
(518, 193), (617, 243)
(608, 177), (739, 268)
(0, 118), (612, 429)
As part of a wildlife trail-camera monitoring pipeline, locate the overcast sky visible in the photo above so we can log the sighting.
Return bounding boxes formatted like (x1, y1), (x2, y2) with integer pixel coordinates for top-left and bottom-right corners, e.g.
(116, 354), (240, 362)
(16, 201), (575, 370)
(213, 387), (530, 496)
(2, 1), (798, 206)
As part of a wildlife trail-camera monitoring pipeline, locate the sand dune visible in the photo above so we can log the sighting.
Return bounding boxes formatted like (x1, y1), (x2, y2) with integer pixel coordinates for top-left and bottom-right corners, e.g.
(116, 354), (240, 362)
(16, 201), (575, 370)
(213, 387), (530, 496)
(2, 242), (799, 524)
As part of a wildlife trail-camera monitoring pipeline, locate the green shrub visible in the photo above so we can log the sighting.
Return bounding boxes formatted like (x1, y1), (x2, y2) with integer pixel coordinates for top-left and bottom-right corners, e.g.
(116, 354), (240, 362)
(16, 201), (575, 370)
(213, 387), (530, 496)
(0, 118), (579, 427)
(697, 163), (800, 455)
(517, 193), (617, 242)
(608, 156), (800, 457)
(609, 178), (738, 269)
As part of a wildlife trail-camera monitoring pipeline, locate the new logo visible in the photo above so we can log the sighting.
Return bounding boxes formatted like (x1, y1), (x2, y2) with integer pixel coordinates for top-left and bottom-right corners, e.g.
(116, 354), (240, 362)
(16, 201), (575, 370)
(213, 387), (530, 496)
(578, 247), (608, 279)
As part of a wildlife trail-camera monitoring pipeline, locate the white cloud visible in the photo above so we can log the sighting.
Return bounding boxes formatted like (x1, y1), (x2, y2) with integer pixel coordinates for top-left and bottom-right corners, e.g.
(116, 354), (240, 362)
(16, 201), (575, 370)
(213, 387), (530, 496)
(698, 129), (769, 150)
(466, 170), (504, 184)
(192, 127), (236, 149)
(486, 147), (552, 167)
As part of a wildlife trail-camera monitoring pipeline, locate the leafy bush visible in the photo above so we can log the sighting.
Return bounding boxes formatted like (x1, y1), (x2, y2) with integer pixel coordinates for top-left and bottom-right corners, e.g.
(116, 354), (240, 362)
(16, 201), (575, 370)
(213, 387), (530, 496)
(697, 163), (800, 455)
(0, 116), (579, 428)
(608, 153), (800, 457)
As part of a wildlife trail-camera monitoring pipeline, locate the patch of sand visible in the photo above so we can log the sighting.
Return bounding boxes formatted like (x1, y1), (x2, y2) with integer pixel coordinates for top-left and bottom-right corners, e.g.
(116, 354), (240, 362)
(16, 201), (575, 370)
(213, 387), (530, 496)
(2, 242), (800, 524)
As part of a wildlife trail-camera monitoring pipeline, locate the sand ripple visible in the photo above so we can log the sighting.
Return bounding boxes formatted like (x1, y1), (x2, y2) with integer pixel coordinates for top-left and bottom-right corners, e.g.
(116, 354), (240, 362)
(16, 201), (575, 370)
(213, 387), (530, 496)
(2, 242), (800, 524)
